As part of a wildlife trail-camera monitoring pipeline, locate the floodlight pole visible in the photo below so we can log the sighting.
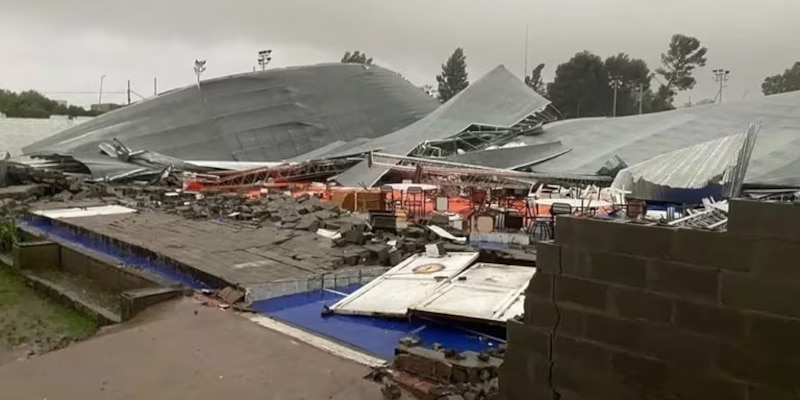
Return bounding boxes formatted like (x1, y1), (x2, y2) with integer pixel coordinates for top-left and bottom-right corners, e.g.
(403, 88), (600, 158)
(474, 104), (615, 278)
(713, 69), (731, 103)
(98, 74), (107, 104)
(194, 60), (207, 83)
(257, 50), (273, 71)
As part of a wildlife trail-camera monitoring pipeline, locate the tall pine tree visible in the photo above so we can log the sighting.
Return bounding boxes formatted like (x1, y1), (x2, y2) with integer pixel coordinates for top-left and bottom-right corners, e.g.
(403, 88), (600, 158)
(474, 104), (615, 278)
(436, 48), (469, 103)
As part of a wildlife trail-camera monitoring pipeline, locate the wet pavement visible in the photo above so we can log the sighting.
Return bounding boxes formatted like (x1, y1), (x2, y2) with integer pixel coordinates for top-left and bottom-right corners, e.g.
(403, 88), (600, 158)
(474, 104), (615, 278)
(0, 297), (381, 400)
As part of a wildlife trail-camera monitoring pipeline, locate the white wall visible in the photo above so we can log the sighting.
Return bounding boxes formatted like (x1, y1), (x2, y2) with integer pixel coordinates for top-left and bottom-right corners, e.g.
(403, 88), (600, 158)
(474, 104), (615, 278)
(0, 115), (93, 156)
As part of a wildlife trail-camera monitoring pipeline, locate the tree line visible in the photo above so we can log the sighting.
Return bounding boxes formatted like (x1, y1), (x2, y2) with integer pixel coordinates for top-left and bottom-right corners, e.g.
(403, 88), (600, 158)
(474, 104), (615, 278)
(0, 90), (112, 119)
(342, 35), (800, 118)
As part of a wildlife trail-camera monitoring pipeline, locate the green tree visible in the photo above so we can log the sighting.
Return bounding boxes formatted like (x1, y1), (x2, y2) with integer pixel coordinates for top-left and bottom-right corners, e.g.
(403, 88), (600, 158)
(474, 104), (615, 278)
(341, 50), (373, 65)
(436, 48), (469, 103)
(653, 34), (708, 110)
(604, 53), (653, 116)
(0, 89), (106, 118)
(547, 51), (611, 118)
(524, 63), (546, 95)
(762, 62), (800, 95)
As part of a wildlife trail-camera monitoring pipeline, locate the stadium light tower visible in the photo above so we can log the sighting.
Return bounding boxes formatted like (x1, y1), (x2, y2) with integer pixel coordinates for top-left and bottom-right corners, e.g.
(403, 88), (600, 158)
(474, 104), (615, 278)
(713, 69), (731, 103)
(98, 74), (107, 104)
(194, 60), (207, 83)
(257, 50), (273, 71)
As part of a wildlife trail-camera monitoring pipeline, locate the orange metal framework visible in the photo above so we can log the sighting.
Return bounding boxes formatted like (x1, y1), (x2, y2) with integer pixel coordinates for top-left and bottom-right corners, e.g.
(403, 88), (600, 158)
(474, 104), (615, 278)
(184, 159), (355, 191)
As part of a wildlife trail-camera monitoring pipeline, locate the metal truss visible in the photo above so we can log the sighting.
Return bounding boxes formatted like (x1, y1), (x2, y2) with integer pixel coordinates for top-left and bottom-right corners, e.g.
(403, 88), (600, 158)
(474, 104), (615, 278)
(186, 158), (356, 191)
(368, 152), (612, 189)
(668, 207), (728, 230)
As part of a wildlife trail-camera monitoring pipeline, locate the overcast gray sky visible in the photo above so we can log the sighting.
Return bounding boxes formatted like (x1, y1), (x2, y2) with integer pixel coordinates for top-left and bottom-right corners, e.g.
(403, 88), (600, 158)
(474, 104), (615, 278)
(1, 0), (798, 106)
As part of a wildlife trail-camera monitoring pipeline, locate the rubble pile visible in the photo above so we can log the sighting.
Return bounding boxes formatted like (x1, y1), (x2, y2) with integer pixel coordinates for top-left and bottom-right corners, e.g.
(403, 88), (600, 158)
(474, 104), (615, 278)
(375, 342), (504, 400)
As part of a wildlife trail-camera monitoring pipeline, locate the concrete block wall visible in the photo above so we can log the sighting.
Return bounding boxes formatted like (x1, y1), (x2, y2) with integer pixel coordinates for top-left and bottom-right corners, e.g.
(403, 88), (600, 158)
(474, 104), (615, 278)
(500, 199), (800, 400)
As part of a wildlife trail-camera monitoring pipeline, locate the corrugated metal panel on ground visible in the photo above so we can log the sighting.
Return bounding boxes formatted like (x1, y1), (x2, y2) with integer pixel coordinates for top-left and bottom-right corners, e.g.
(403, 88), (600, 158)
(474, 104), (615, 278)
(410, 263), (535, 324)
(327, 252), (479, 317)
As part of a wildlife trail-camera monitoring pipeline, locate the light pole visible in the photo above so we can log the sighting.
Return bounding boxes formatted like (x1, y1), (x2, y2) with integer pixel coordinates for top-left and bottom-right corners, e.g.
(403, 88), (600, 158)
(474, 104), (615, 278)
(98, 74), (107, 104)
(194, 60), (207, 83)
(713, 69), (731, 103)
(257, 50), (273, 71)
(609, 76), (623, 117)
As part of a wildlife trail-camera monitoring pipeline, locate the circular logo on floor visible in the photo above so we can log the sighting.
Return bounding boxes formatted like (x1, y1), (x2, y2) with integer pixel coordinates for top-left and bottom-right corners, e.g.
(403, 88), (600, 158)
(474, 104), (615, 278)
(413, 263), (446, 274)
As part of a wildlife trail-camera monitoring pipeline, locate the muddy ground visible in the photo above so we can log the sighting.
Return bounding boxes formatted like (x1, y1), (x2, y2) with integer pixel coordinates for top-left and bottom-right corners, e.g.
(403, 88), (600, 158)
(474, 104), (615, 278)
(0, 267), (97, 364)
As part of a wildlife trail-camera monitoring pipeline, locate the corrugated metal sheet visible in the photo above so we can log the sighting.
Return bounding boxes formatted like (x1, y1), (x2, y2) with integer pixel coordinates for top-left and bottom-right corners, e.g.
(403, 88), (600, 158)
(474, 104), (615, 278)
(327, 252), (479, 318)
(331, 65), (552, 187)
(611, 124), (759, 202)
(410, 263), (535, 324)
(443, 141), (569, 169)
(526, 91), (800, 187)
(23, 64), (440, 162)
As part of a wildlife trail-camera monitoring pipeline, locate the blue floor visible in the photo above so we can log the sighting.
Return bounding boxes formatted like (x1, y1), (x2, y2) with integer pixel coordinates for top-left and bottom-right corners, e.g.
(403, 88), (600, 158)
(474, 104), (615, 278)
(21, 217), (209, 289)
(251, 284), (505, 360)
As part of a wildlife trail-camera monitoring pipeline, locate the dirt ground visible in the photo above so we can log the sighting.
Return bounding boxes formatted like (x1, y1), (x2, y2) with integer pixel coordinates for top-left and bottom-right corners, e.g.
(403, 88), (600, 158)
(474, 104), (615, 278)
(0, 267), (97, 362)
(0, 297), (382, 400)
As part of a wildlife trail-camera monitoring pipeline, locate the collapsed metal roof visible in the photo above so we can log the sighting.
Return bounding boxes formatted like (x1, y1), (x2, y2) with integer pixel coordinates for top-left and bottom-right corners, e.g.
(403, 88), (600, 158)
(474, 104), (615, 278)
(611, 123), (759, 202)
(525, 91), (800, 187)
(327, 65), (553, 187)
(22, 63), (440, 162)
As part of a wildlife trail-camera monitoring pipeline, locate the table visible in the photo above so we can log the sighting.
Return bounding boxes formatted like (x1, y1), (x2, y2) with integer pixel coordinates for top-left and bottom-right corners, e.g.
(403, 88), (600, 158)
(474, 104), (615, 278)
(532, 198), (613, 208)
(385, 183), (438, 192)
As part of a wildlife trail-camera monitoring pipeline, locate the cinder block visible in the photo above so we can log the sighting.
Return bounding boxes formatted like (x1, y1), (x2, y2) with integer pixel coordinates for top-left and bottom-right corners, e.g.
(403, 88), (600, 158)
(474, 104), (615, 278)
(589, 251), (647, 288)
(610, 351), (668, 394)
(728, 199), (800, 241)
(647, 260), (719, 303)
(555, 217), (613, 252)
(553, 335), (612, 368)
(551, 361), (629, 399)
(525, 296), (556, 328)
(747, 316), (800, 360)
(721, 271), (800, 318)
(749, 384), (799, 400)
(507, 318), (550, 359)
(608, 286), (673, 324)
(716, 344), (800, 392)
(557, 305), (588, 337)
(555, 275), (608, 310)
(535, 241), (560, 272)
(671, 229), (752, 272)
(666, 372), (748, 400)
(585, 312), (644, 351)
(560, 246), (591, 278)
(641, 326), (719, 369)
(751, 238), (800, 280)
(673, 300), (748, 340)
(498, 346), (551, 400)
(605, 222), (675, 259)
(526, 271), (552, 299)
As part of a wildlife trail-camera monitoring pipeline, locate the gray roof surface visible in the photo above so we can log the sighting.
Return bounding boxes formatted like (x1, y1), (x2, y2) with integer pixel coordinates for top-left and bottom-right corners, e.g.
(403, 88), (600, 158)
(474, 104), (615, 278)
(331, 65), (552, 187)
(526, 91), (800, 186)
(23, 64), (440, 162)
(443, 141), (569, 169)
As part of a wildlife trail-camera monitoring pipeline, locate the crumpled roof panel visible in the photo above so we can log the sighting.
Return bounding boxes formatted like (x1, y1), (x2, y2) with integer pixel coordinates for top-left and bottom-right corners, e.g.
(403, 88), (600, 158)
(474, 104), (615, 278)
(332, 65), (552, 187)
(443, 141), (569, 170)
(23, 64), (441, 162)
(527, 91), (800, 187)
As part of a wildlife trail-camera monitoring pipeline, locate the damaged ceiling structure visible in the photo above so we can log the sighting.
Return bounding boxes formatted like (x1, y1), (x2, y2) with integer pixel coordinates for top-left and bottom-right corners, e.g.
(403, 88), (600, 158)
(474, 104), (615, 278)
(13, 62), (800, 200)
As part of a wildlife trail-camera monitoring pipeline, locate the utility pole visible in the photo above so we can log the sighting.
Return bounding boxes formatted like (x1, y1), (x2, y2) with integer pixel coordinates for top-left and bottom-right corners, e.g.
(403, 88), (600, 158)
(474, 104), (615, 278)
(257, 50), (273, 71)
(194, 60), (207, 83)
(638, 84), (644, 115)
(98, 74), (106, 104)
(713, 69), (731, 103)
(523, 24), (529, 78)
(609, 76), (623, 117)
(127, 80), (131, 105)
(153, 78), (158, 96)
